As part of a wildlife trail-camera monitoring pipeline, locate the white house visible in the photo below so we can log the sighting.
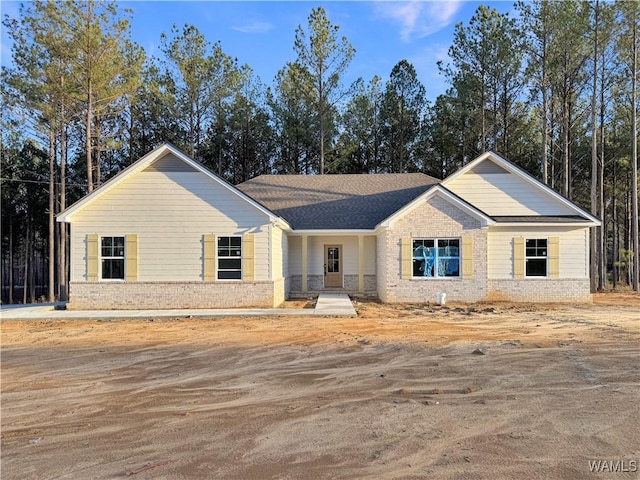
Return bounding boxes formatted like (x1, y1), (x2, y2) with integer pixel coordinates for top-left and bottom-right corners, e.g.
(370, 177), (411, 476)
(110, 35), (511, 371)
(57, 143), (600, 309)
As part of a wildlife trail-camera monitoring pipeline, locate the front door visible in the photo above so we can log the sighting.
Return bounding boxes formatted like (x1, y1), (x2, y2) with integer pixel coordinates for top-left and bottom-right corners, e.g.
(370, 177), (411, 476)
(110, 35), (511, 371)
(324, 245), (342, 288)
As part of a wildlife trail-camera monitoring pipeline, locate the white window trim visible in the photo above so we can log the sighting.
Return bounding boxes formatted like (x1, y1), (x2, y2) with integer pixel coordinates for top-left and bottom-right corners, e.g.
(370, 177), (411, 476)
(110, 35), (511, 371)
(100, 236), (126, 281)
(525, 237), (548, 278)
(412, 237), (461, 279)
(217, 235), (243, 281)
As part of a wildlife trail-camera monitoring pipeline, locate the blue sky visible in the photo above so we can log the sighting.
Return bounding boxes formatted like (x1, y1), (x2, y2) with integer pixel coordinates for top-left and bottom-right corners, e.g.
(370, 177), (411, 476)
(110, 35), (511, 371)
(1, 1), (515, 102)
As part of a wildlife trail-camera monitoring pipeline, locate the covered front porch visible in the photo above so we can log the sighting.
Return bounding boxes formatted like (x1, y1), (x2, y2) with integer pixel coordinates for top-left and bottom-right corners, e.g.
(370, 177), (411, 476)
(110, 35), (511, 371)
(287, 233), (378, 297)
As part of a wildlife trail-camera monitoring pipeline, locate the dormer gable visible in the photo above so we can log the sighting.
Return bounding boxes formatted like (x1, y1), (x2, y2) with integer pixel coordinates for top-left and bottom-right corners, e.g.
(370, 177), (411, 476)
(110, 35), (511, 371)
(442, 152), (599, 225)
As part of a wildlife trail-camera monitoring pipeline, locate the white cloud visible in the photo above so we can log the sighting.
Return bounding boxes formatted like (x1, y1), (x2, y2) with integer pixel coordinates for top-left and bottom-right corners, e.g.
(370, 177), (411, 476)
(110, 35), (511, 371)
(232, 20), (273, 34)
(374, 0), (463, 43)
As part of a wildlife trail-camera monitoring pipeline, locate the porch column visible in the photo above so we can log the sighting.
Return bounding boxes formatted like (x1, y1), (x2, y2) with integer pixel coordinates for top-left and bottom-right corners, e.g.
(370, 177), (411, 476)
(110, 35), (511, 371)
(302, 235), (308, 293)
(358, 234), (364, 293)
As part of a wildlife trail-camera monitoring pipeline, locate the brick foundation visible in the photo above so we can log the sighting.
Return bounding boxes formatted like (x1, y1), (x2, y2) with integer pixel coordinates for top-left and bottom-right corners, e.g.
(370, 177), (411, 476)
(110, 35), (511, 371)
(68, 281), (281, 310)
(289, 274), (377, 294)
(487, 278), (592, 303)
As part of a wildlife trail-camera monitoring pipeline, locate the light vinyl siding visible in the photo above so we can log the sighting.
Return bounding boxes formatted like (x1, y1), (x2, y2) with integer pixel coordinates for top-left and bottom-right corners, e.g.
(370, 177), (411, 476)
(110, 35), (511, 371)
(71, 171), (272, 282)
(446, 172), (576, 216)
(288, 236), (302, 274)
(124, 234), (138, 281)
(488, 226), (589, 279)
(363, 236), (377, 273)
(271, 226), (287, 279)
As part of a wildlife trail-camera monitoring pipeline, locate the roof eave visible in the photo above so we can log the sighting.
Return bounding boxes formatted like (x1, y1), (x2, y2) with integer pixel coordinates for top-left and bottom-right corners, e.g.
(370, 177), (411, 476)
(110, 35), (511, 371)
(287, 229), (377, 236)
(492, 221), (600, 227)
(274, 218), (292, 231)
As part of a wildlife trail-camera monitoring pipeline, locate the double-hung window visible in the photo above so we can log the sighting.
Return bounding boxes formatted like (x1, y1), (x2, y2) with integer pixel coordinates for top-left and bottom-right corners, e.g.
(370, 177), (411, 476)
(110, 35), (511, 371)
(412, 238), (460, 277)
(217, 236), (242, 280)
(525, 239), (547, 276)
(101, 236), (125, 279)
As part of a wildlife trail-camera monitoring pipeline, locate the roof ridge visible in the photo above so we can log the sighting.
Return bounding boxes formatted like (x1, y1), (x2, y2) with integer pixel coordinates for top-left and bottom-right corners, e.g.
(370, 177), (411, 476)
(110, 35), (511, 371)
(238, 171), (442, 186)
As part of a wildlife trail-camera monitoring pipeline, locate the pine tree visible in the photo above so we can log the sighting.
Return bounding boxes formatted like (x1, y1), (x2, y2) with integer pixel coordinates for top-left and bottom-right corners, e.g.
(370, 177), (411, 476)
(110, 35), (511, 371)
(293, 7), (354, 174)
(381, 60), (426, 173)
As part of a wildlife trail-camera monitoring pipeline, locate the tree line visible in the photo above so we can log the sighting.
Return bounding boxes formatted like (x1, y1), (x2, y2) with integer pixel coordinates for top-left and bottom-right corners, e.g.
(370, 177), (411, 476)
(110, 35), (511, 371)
(1, 0), (638, 303)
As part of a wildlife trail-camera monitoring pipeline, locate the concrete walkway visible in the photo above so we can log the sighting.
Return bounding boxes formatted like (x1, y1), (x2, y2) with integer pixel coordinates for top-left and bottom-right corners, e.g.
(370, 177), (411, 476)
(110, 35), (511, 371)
(0, 294), (357, 320)
(313, 293), (357, 317)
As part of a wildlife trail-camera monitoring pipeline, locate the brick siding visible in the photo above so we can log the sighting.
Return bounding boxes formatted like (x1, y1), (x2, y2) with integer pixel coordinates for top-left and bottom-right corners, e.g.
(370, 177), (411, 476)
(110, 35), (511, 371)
(487, 278), (592, 303)
(68, 281), (279, 310)
(289, 274), (376, 293)
(378, 195), (489, 303)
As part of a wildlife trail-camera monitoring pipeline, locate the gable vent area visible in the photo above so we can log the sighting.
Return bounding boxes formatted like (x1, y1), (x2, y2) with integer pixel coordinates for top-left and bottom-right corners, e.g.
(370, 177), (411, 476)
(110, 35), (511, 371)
(143, 153), (198, 173)
(470, 161), (509, 175)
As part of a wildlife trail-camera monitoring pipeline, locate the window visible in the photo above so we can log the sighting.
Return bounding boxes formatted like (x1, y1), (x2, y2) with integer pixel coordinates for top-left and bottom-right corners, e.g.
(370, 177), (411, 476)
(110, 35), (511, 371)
(101, 236), (125, 279)
(526, 239), (547, 276)
(218, 236), (242, 280)
(412, 238), (460, 277)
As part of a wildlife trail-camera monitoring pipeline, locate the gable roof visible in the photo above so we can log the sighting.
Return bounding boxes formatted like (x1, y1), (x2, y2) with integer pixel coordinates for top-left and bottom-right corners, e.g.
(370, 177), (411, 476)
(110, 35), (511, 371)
(378, 185), (496, 228)
(58, 145), (600, 231)
(57, 143), (281, 224)
(442, 151), (601, 226)
(236, 173), (440, 230)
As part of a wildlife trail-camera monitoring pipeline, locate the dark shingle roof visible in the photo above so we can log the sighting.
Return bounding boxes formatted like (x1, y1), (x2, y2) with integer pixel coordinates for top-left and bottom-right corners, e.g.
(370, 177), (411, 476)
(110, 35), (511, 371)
(236, 173), (440, 230)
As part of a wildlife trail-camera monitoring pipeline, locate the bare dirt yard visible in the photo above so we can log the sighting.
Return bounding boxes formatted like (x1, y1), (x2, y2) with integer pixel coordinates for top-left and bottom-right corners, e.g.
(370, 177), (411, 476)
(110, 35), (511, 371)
(1, 293), (639, 479)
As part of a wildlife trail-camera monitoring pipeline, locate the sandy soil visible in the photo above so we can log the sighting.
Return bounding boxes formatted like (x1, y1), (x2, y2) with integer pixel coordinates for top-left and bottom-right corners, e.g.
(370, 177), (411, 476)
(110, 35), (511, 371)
(1, 293), (639, 479)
